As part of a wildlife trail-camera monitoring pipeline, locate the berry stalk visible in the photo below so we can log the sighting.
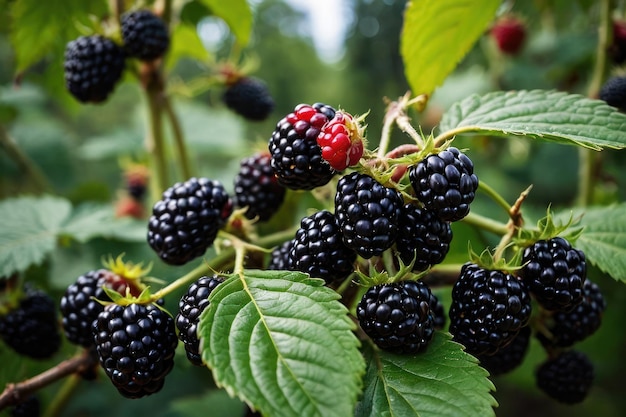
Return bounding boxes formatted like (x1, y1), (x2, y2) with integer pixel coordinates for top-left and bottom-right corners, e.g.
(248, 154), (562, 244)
(145, 80), (169, 200)
(162, 95), (193, 179)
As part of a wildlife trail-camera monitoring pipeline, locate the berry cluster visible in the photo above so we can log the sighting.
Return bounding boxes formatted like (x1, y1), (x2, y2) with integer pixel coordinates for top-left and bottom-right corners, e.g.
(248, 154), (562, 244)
(64, 9), (169, 103)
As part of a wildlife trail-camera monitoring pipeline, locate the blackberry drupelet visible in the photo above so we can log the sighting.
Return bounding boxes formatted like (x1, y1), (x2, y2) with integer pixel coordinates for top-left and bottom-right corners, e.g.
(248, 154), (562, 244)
(408, 147), (479, 221)
(176, 275), (224, 366)
(334, 172), (403, 259)
(521, 237), (586, 312)
(477, 325), (531, 376)
(234, 152), (286, 221)
(92, 302), (178, 398)
(64, 35), (126, 103)
(449, 263), (532, 356)
(148, 177), (233, 265)
(0, 287), (61, 359)
(268, 103), (337, 190)
(10, 395), (40, 417)
(223, 77), (275, 121)
(268, 240), (295, 270)
(357, 280), (436, 354)
(121, 10), (170, 61)
(538, 279), (606, 348)
(395, 203), (452, 272)
(60, 269), (142, 347)
(288, 210), (356, 284)
(599, 76), (626, 111)
(536, 350), (594, 404)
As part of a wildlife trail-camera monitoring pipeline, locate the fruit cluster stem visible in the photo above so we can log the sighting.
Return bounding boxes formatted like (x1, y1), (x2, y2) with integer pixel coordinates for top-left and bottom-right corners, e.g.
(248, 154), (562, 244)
(462, 212), (509, 236)
(145, 80), (169, 201)
(162, 95), (193, 179)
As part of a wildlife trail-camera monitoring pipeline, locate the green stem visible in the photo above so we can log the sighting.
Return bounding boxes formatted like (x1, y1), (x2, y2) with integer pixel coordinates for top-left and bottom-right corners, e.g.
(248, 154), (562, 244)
(162, 95), (193, 179)
(0, 125), (52, 193)
(42, 375), (81, 417)
(432, 125), (479, 148)
(145, 85), (169, 200)
(478, 180), (512, 214)
(378, 101), (395, 158)
(462, 212), (509, 236)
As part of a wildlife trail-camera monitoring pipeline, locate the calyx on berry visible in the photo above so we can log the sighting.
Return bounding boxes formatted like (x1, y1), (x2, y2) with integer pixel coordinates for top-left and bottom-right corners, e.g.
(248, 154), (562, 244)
(317, 111), (366, 171)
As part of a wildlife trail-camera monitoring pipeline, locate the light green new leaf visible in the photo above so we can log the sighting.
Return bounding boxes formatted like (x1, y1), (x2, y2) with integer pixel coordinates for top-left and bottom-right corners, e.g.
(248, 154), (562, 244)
(0, 195), (72, 277)
(10, 0), (107, 73)
(356, 333), (497, 417)
(198, 0), (253, 46)
(198, 270), (365, 417)
(559, 204), (626, 282)
(438, 90), (626, 150)
(401, 0), (500, 96)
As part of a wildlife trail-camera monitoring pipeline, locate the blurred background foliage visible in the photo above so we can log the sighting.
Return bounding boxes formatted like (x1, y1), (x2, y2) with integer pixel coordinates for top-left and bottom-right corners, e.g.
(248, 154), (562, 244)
(1, 0), (625, 416)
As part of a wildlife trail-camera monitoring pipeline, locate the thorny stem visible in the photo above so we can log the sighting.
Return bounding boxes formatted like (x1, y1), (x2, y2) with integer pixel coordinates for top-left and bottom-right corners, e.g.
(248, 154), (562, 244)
(162, 95), (193, 179)
(0, 349), (97, 411)
(0, 125), (52, 193)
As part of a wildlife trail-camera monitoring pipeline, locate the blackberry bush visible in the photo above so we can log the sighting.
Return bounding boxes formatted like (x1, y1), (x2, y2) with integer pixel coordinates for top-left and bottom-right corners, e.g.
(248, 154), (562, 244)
(147, 177), (233, 265)
(121, 10), (170, 61)
(234, 152), (286, 221)
(449, 263), (532, 356)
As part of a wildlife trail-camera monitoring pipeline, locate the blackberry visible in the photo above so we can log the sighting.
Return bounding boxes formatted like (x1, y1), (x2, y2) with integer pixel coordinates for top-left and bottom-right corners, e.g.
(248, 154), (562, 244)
(10, 395), (40, 417)
(0, 287), (61, 359)
(334, 172), (403, 258)
(521, 237), (586, 312)
(536, 350), (594, 404)
(176, 275), (224, 366)
(357, 280), (436, 354)
(64, 35), (126, 103)
(477, 325), (531, 376)
(92, 302), (178, 398)
(148, 177), (233, 265)
(223, 77), (275, 121)
(268, 103), (337, 190)
(268, 240), (295, 271)
(449, 263), (532, 356)
(538, 279), (606, 348)
(121, 10), (170, 61)
(60, 269), (142, 347)
(234, 152), (286, 221)
(599, 76), (626, 111)
(288, 210), (356, 284)
(395, 203), (452, 272)
(408, 147), (479, 221)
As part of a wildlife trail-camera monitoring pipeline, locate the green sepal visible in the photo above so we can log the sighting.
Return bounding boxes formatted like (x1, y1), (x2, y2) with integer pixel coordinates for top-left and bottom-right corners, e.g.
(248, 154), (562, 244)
(515, 207), (584, 248)
(468, 243), (524, 273)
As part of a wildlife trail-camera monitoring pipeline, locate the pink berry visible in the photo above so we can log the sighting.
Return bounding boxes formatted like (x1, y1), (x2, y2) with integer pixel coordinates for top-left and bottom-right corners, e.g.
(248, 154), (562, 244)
(317, 112), (364, 171)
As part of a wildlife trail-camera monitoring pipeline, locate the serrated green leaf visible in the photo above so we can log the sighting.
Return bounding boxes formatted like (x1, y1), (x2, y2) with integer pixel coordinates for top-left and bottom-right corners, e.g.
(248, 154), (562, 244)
(0, 195), (72, 277)
(165, 23), (210, 70)
(198, 269), (365, 417)
(400, 0), (500, 97)
(60, 204), (147, 243)
(438, 90), (626, 150)
(558, 204), (626, 282)
(9, 0), (108, 73)
(356, 333), (497, 417)
(198, 0), (252, 46)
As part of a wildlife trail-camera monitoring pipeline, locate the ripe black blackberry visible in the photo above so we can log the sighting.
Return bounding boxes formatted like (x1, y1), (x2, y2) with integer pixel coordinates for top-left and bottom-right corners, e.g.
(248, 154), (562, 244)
(538, 279), (606, 348)
(60, 269), (143, 347)
(477, 325), (531, 376)
(268, 240), (295, 271)
(0, 287), (61, 359)
(334, 172), (403, 259)
(64, 35), (126, 103)
(223, 77), (275, 121)
(148, 177), (233, 265)
(395, 203), (452, 272)
(176, 275), (224, 366)
(357, 280), (436, 354)
(449, 263), (532, 356)
(268, 103), (337, 190)
(536, 350), (594, 404)
(121, 10), (170, 61)
(234, 152), (286, 221)
(521, 237), (586, 312)
(288, 210), (356, 284)
(599, 76), (626, 111)
(92, 302), (178, 398)
(10, 395), (40, 417)
(408, 147), (479, 221)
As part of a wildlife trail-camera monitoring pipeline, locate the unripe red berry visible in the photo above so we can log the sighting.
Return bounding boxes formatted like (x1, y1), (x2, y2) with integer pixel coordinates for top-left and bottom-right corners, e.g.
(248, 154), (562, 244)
(490, 16), (526, 55)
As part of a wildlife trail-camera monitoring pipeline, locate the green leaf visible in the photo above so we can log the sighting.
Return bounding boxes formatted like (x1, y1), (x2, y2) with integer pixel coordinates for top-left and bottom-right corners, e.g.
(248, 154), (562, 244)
(165, 23), (211, 70)
(60, 204), (147, 243)
(198, 0), (252, 46)
(559, 204), (626, 282)
(0, 195), (72, 277)
(199, 270), (365, 417)
(9, 0), (108, 73)
(400, 0), (500, 97)
(438, 90), (626, 150)
(356, 333), (497, 417)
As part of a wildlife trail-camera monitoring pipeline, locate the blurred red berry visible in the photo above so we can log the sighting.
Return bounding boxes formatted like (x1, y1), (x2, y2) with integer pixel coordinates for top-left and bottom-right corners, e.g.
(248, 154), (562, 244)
(491, 16), (526, 55)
